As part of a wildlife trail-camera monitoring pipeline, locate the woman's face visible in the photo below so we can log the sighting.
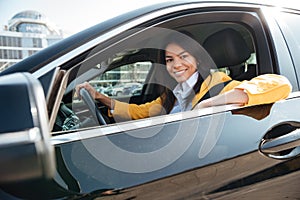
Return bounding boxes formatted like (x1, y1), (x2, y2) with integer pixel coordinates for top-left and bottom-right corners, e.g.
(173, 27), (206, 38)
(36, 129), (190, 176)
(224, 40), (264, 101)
(165, 43), (198, 83)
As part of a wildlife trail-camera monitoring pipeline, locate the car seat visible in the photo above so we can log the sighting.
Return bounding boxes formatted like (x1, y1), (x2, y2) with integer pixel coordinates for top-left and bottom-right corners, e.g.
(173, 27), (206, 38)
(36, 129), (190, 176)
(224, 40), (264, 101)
(202, 28), (256, 81)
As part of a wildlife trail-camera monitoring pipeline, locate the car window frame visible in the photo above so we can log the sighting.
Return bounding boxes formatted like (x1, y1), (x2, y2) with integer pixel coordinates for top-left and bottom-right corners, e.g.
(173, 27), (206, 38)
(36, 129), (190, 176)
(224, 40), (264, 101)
(51, 7), (276, 135)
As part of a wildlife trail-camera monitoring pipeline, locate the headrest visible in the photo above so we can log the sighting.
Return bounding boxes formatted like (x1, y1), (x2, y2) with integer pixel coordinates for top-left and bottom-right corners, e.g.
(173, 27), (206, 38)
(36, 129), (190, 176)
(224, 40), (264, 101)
(203, 28), (251, 68)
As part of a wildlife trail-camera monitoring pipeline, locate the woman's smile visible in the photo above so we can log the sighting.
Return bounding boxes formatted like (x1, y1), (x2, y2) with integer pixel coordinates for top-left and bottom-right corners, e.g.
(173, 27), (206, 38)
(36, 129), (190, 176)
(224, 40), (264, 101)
(173, 68), (188, 76)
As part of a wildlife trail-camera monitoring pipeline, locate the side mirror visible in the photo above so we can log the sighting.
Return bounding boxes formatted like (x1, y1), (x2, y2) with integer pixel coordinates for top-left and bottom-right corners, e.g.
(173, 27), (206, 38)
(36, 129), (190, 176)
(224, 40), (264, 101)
(0, 73), (55, 183)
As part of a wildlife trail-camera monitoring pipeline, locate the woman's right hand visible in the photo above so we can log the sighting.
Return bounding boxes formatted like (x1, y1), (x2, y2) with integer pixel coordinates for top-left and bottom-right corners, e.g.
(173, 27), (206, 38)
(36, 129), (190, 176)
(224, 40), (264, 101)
(76, 82), (115, 110)
(76, 82), (98, 100)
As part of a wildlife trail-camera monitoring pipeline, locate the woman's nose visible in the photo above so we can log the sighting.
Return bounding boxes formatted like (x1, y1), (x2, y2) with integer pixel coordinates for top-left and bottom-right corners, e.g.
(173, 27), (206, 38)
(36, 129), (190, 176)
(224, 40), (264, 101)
(173, 57), (183, 68)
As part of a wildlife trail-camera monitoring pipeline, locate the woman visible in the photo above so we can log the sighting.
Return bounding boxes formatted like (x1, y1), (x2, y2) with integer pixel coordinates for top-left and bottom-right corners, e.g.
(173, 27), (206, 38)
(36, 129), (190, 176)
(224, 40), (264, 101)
(76, 32), (292, 120)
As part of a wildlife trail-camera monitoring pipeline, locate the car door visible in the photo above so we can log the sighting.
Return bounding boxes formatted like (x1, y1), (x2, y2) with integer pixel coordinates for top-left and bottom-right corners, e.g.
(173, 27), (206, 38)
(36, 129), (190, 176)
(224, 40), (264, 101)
(14, 3), (300, 199)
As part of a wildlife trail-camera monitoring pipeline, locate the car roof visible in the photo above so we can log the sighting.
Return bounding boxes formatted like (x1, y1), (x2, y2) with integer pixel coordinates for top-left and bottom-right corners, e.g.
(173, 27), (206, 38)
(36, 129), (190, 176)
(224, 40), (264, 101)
(0, 0), (298, 76)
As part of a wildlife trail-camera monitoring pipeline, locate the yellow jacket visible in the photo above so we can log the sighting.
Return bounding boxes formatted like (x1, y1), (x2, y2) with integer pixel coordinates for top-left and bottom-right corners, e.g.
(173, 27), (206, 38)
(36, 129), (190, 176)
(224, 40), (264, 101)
(111, 72), (292, 120)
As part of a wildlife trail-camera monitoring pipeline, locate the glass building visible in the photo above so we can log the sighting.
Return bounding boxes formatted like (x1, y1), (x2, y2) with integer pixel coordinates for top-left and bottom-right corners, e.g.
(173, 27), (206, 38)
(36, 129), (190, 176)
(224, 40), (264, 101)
(0, 10), (63, 71)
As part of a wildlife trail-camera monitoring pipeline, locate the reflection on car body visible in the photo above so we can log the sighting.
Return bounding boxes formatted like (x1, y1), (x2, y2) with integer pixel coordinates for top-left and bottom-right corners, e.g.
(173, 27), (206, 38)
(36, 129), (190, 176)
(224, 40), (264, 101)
(1, 1), (300, 199)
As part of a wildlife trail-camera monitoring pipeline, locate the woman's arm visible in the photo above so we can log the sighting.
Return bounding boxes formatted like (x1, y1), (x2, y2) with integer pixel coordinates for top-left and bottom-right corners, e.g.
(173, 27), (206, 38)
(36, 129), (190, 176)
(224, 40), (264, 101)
(195, 89), (248, 109)
(195, 74), (292, 109)
(76, 82), (163, 120)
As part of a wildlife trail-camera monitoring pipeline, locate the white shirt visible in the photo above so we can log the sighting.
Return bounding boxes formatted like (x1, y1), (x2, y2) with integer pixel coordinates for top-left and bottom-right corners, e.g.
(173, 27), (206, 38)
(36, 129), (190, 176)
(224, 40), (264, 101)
(170, 72), (199, 113)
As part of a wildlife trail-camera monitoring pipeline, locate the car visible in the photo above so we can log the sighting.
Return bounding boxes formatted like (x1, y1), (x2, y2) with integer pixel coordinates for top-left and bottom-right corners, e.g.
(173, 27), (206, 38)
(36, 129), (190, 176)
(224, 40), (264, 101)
(1, 0), (300, 199)
(105, 82), (142, 96)
(130, 85), (143, 96)
(122, 82), (142, 96)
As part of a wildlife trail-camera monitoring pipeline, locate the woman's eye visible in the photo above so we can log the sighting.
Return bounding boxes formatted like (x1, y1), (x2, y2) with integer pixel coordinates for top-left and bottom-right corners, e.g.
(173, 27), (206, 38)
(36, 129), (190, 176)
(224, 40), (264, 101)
(166, 58), (173, 63)
(181, 54), (189, 59)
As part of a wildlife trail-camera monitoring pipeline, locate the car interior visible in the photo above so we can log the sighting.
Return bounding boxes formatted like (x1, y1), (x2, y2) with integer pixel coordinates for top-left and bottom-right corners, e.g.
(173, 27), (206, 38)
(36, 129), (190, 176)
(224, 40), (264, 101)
(49, 22), (257, 133)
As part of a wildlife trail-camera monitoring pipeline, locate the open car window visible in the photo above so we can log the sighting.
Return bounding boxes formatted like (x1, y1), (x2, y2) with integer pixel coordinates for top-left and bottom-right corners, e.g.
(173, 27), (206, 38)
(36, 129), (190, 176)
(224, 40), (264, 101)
(51, 21), (257, 133)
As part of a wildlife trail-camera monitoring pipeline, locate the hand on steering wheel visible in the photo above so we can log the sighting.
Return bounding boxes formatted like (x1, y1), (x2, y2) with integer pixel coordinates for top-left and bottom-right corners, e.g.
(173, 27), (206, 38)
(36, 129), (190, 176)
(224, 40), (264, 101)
(79, 88), (107, 125)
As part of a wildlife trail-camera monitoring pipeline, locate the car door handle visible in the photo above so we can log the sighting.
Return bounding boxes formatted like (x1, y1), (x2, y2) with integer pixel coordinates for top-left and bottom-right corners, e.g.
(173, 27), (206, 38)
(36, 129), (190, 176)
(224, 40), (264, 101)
(259, 121), (300, 160)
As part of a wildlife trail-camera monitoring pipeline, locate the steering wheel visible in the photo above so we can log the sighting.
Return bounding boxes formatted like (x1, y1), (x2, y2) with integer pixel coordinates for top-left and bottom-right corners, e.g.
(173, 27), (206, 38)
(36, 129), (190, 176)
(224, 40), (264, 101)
(79, 88), (107, 125)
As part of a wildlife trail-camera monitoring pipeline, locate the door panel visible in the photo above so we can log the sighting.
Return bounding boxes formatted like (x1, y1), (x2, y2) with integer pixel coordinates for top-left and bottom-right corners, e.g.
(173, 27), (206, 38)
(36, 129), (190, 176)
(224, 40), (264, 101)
(52, 95), (300, 198)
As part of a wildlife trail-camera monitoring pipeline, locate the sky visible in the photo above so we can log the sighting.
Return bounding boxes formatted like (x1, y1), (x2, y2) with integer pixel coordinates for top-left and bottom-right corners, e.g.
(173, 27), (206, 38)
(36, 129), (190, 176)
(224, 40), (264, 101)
(0, 0), (170, 36)
(2, 0), (300, 37)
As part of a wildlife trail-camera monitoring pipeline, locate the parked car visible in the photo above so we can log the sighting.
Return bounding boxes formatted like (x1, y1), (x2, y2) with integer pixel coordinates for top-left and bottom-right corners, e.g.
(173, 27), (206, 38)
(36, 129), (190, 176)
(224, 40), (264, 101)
(105, 82), (142, 96)
(130, 85), (143, 96)
(1, 1), (300, 199)
(122, 82), (142, 95)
